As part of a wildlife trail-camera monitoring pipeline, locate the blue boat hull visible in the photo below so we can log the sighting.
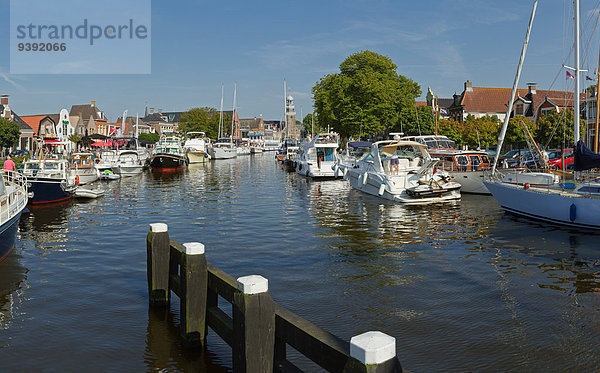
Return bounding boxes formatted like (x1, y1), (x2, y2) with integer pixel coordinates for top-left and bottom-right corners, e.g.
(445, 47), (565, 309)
(0, 211), (22, 263)
(28, 177), (73, 205)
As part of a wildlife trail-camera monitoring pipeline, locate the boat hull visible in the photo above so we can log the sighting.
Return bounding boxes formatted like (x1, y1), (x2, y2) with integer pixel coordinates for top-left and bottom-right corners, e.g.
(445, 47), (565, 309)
(209, 147), (237, 159)
(347, 170), (461, 205)
(0, 211), (21, 263)
(72, 169), (98, 185)
(115, 165), (143, 176)
(149, 154), (188, 171)
(484, 181), (600, 229)
(295, 160), (339, 179)
(187, 151), (210, 164)
(451, 171), (490, 194)
(27, 177), (74, 204)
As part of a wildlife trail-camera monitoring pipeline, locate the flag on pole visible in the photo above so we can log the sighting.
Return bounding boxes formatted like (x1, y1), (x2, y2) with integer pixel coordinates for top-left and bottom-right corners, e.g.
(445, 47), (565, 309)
(566, 71), (575, 79)
(586, 75), (597, 81)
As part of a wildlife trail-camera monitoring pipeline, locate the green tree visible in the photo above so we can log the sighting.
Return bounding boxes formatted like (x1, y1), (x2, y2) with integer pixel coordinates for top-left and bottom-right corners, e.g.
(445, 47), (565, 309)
(437, 118), (462, 145)
(68, 134), (82, 144)
(0, 117), (20, 156)
(459, 115), (500, 148)
(179, 107), (231, 140)
(394, 105), (434, 136)
(313, 50), (421, 139)
(139, 132), (160, 143)
(536, 109), (582, 149)
(505, 115), (538, 148)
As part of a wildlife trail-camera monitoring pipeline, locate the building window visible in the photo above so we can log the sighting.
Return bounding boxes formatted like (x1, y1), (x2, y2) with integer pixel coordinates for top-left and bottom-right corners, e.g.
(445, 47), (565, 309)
(515, 103), (524, 115)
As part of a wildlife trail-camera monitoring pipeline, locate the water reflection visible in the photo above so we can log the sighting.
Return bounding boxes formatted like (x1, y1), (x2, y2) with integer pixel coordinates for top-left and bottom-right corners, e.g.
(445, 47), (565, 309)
(144, 307), (230, 372)
(21, 201), (73, 253)
(0, 251), (28, 335)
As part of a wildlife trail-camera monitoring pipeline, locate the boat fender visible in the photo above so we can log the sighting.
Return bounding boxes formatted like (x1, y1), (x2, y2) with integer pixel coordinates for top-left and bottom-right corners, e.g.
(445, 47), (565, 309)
(524, 183), (530, 189)
(378, 183), (386, 196)
(570, 203), (576, 222)
(204, 153), (209, 158)
(334, 165), (339, 178)
(362, 173), (368, 185)
(343, 168), (348, 179)
(75, 175), (80, 185)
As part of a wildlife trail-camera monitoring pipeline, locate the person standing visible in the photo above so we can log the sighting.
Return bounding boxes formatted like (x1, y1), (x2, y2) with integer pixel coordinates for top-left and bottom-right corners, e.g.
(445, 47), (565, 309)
(3, 156), (15, 172)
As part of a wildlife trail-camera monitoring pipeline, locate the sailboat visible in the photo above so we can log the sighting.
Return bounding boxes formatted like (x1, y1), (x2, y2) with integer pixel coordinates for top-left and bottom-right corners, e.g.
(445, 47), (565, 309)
(208, 84), (237, 160)
(484, 0), (600, 229)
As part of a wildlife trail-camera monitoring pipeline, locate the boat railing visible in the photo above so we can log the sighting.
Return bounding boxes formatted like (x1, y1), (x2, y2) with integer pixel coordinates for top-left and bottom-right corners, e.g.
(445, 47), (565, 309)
(0, 170), (28, 225)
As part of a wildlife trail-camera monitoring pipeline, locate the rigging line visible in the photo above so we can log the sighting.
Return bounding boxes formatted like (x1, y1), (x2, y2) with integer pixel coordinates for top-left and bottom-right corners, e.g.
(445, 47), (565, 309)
(549, 0), (573, 91)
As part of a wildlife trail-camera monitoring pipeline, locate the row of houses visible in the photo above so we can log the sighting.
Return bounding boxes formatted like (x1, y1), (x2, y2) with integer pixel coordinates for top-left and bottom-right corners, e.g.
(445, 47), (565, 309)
(3, 94), (306, 154)
(424, 80), (598, 147)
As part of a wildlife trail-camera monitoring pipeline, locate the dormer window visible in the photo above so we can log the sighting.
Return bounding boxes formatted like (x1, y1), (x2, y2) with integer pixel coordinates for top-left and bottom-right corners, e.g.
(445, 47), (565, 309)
(515, 103), (524, 115)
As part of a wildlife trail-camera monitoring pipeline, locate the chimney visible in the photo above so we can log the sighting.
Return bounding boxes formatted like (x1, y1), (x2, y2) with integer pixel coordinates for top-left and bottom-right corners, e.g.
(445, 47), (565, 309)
(150, 108), (154, 114)
(464, 80), (473, 92)
(158, 109), (162, 114)
(1, 95), (8, 106)
(527, 83), (537, 95)
(91, 100), (95, 107)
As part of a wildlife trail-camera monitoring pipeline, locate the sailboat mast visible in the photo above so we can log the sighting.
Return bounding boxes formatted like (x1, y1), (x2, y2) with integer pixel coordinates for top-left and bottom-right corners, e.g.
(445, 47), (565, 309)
(492, 0), (538, 175)
(596, 39), (600, 152)
(574, 0), (581, 143)
(219, 84), (224, 139)
(284, 79), (287, 140)
(231, 83), (237, 143)
(135, 113), (139, 139)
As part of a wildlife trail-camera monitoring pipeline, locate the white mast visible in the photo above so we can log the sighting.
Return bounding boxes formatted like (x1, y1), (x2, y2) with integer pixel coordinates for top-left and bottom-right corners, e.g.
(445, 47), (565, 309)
(135, 113), (139, 139)
(219, 84), (224, 139)
(231, 82), (237, 143)
(284, 79), (287, 140)
(492, 0), (538, 175)
(574, 0), (580, 143)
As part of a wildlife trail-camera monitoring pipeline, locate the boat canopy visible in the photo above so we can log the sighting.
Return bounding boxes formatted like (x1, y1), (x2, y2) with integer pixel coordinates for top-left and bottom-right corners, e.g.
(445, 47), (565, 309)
(348, 141), (372, 149)
(379, 141), (428, 157)
(574, 140), (600, 171)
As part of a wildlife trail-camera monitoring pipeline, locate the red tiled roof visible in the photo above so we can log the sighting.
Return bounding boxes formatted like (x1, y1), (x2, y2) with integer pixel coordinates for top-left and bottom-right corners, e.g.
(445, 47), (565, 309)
(461, 87), (584, 113)
(19, 115), (46, 136)
(415, 101), (427, 107)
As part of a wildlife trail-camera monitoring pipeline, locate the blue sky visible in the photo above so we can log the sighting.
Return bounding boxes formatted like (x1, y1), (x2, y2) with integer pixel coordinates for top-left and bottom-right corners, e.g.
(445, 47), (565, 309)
(1, 0), (600, 122)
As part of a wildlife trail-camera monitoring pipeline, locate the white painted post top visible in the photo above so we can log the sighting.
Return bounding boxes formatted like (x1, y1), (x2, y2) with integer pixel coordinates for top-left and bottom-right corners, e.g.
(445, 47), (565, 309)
(350, 331), (396, 365)
(183, 242), (205, 255)
(149, 223), (168, 233)
(237, 275), (268, 294)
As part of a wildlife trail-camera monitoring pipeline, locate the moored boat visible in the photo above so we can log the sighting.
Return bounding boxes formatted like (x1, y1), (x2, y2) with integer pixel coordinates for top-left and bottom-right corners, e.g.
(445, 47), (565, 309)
(70, 153), (99, 184)
(295, 133), (340, 178)
(114, 150), (144, 176)
(22, 158), (76, 204)
(184, 132), (211, 163)
(337, 140), (461, 204)
(148, 134), (189, 171)
(0, 171), (28, 263)
(208, 139), (238, 159)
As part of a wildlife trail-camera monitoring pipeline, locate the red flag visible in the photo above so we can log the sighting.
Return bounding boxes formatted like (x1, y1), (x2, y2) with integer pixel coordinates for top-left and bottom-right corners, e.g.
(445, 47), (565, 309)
(566, 71), (575, 79)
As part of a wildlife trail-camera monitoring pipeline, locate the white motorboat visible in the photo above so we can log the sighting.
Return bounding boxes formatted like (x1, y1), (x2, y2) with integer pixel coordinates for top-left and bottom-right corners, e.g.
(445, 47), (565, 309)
(337, 140), (461, 204)
(94, 150), (118, 172)
(249, 134), (264, 154)
(70, 153), (99, 185)
(236, 142), (251, 156)
(0, 171), (28, 263)
(338, 141), (372, 169)
(184, 132), (211, 163)
(99, 169), (120, 180)
(295, 133), (340, 178)
(74, 186), (105, 199)
(114, 150), (144, 176)
(209, 139), (238, 159)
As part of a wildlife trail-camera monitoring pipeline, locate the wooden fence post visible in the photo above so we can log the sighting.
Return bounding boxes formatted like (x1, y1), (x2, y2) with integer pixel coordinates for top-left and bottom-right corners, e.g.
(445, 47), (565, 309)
(233, 275), (275, 373)
(180, 242), (208, 348)
(146, 223), (170, 307)
(345, 331), (402, 373)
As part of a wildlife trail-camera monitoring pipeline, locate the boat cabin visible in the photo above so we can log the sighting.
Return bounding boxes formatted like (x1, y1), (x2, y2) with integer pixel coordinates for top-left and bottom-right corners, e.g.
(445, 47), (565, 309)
(71, 153), (95, 169)
(402, 135), (456, 150)
(431, 150), (491, 172)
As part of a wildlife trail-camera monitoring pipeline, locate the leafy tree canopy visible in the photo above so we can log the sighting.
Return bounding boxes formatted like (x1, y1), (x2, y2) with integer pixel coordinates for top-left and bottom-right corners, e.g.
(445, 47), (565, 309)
(312, 50), (421, 139)
(0, 117), (20, 152)
(536, 109), (583, 149)
(138, 132), (160, 143)
(179, 107), (232, 140)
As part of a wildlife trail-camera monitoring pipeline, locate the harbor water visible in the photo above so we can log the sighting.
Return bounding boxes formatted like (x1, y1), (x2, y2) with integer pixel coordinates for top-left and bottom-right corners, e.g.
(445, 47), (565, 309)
(1, 152), (600, 371)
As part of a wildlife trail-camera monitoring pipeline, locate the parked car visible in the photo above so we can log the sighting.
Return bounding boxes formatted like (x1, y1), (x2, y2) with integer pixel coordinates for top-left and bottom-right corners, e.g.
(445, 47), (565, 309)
(499, 149), (532, 168)
(9, 149), (30, 158)
(547, 148), (574, 170)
